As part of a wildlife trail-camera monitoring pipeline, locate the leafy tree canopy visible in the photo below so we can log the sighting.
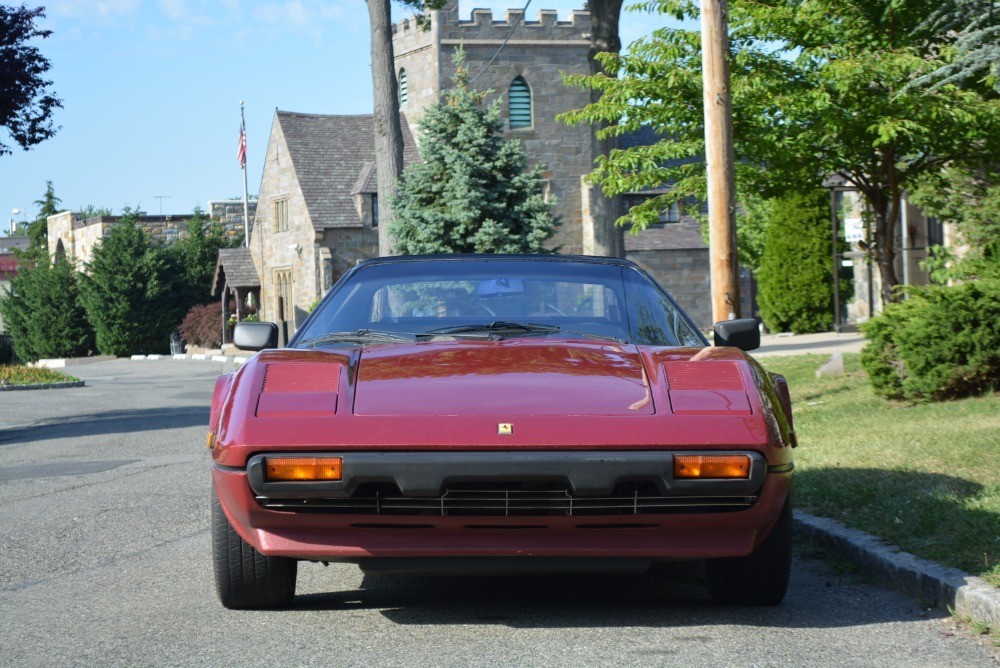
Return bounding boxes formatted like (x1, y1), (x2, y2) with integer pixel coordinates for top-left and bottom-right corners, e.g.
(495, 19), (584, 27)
(1, 5), (62, 155)
(390, 51), (559, 254)
(561, 0), (1000, 304)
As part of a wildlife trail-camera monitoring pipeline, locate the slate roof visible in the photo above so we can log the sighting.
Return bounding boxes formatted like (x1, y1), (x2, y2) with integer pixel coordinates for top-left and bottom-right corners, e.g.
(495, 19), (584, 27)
(277, 111), (419, 229)
(624, 222), (709, 252)
(212, 247), (259, 295)
(350, 161), (377, 196)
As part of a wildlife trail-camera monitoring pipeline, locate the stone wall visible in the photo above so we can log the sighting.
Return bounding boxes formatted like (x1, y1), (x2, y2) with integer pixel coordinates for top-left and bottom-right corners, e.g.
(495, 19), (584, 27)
(628, 249), (713, 330)
(209, 200), (258, 244)
(46, 202), (255, 270)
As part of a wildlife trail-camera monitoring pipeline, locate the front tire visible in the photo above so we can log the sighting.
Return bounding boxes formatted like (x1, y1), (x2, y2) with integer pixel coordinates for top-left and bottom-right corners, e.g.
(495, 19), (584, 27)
(212, 490), (297, 609)
(706, 495), (792, 605)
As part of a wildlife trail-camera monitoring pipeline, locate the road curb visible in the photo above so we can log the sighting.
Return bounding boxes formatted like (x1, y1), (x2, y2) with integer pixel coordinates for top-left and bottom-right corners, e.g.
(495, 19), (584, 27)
(795, 511), (999, 628)
(0, 379), (85, 391)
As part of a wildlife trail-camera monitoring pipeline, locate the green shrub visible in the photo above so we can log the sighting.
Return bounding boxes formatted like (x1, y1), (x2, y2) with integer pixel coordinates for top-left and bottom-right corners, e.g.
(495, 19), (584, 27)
(756, 190), (851, 333)
(861, 279), (1000, 400)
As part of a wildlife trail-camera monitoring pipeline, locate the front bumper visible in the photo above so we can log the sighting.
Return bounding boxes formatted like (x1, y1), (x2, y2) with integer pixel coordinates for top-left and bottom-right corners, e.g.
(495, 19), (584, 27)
(212, 450), (791, 561)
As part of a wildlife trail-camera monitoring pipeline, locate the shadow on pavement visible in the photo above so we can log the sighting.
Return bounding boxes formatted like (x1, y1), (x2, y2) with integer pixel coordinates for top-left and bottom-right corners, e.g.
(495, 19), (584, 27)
(287, 556), (934, 629)
(0, 406), (210, 445)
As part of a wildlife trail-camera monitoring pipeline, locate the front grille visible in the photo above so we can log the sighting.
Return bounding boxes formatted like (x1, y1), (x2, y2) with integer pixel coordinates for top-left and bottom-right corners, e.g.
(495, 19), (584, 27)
(257, 482), (757, 516)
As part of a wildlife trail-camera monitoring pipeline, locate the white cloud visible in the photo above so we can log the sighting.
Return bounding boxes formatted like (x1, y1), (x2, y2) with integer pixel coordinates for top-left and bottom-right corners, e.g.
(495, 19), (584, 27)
(158, 0), (192, 21)
(49, 0), (141, 19)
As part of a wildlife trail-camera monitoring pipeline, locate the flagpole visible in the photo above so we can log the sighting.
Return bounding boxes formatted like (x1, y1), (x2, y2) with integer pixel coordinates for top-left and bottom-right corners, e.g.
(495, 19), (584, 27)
(240, 101), (250, 248)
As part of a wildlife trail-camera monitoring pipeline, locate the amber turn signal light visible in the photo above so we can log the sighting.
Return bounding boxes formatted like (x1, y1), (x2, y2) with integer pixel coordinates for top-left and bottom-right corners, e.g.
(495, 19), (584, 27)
(265, 457), (343, 481)
(674, 454), (750, 479)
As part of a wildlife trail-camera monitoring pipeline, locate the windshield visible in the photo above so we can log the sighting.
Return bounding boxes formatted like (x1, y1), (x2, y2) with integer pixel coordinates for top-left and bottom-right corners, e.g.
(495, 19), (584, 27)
(291, 259), (705, 347)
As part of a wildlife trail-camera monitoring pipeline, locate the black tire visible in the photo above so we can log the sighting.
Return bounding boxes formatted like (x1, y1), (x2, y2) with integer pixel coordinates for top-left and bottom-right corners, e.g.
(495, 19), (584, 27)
(211, 490), (297, 609)
(706, 495), (792, 605)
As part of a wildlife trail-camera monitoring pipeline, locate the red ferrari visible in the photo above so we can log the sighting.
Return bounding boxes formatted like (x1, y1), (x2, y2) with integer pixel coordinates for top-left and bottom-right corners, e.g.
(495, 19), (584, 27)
(209, 255), (795, 608)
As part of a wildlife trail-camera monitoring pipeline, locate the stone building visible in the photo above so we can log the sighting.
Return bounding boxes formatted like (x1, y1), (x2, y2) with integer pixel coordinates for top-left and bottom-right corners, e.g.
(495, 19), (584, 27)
(247, 1), (724, 330)
(247, 112), (419, 331)
(46, 201), (253, 270)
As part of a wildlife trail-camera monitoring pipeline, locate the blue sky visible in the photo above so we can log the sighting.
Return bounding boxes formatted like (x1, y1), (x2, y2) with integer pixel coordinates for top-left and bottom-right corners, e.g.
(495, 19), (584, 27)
(1, 1), (664, 232)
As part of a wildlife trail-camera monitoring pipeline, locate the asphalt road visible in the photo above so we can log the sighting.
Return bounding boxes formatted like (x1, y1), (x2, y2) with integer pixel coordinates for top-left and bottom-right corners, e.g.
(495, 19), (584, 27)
(1, 359), (994, 667)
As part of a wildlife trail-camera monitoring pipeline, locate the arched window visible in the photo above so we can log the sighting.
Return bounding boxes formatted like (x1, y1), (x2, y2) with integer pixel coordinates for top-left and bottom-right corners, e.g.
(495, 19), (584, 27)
(508, 76), (531, 129)
(399, 68), (408, 107)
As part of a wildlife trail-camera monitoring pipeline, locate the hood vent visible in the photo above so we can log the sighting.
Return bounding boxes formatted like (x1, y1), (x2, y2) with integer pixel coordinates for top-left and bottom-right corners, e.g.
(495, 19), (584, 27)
(262, 363), (340, 393)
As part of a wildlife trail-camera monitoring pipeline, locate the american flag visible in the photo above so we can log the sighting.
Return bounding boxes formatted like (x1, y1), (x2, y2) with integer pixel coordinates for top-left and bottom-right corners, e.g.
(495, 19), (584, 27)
(237, 125), (247, 168)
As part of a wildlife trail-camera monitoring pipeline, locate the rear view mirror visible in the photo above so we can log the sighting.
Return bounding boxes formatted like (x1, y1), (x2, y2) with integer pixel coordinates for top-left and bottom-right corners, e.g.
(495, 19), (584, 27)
(233, 322), (279, 351)
(713, 318), (760, 351)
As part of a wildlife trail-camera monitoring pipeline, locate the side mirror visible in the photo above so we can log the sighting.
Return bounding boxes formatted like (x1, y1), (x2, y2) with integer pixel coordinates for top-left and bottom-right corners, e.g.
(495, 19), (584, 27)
(233, 322), (279, 351)
(713, 318), (760, 351)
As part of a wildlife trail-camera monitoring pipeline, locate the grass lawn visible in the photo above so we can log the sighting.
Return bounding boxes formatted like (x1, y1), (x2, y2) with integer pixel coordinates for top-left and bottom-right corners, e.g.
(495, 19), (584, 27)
(758, 353), (1000, 587)
(0, 365), (79, 386)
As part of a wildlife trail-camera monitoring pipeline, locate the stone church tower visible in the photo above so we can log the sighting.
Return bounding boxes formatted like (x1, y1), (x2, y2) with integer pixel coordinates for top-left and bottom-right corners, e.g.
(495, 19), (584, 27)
(391, 1), (600, 255)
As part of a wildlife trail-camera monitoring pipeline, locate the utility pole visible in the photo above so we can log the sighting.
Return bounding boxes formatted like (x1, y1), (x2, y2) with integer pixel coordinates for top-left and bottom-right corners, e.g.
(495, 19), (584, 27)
(701, 0), (740, 322)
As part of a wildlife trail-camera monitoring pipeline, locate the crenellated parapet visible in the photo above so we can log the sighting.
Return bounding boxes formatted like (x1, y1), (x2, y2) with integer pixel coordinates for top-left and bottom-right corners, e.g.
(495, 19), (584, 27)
(392, 2), (591, 56)
(451, 5), (591, 40)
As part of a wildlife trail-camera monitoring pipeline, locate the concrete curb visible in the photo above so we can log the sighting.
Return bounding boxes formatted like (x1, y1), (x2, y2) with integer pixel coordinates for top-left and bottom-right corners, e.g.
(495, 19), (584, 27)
(796, 511), (999, 628)
(34, 356), (116, 369)
(0, 380), (85, 391)
(126, 353), (248, 366)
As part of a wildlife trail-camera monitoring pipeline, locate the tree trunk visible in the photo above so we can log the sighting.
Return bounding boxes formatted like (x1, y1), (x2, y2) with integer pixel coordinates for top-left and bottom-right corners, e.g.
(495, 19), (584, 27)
(872, 190), (900, 306)
(586, 0), (625, 258)
(368, 0), (404, 256)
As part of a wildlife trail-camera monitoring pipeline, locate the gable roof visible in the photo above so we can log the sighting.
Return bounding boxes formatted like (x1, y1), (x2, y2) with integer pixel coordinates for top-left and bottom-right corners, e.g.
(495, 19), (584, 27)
(277, 111), (419, 229)
(212, 247), (259, 295)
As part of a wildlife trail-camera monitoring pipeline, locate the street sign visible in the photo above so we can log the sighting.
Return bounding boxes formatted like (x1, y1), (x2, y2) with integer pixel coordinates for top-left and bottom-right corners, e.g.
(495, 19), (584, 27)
(844, 217), (865, 243)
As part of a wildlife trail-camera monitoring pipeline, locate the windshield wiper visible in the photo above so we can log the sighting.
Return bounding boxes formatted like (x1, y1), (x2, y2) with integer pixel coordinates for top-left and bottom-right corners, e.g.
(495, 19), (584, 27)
(423, 321), (561, 338)
(297, 330), (415, 347)
(561, 330), (628, 343)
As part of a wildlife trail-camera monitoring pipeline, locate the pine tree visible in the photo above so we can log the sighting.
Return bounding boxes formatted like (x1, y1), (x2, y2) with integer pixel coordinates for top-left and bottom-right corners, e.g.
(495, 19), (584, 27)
(26, 180), (61, 253)
(390, 51), (558, 254)
(78, 212), (180, 355)
(0, 256), (93, 362)
(166, 207), (232, 308)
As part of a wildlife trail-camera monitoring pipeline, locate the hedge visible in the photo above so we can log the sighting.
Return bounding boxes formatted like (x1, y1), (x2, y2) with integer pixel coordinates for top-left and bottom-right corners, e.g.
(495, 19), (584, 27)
(861, 279), (1000, 400)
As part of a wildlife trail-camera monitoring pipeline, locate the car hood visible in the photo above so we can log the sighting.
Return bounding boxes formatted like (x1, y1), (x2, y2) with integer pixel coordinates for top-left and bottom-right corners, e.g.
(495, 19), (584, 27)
(354, 339), (654, 416)
(210, 342), (787, 467)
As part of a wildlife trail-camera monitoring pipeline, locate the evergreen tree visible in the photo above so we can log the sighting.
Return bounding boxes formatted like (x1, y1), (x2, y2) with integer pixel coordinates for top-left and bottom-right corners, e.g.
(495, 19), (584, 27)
(26, 180), (61, 253)
(166, 207), (233, 308)
(78, 212), (179, 355)
(390, 52), (558, 254)
(908, 0), (1000, 93)
(0, 256), (93, 362)
(756, 191), (851, 334)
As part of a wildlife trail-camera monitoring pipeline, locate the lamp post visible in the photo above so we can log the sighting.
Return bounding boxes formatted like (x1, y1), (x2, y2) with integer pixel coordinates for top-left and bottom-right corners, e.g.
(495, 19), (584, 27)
(10, 208), (27, 236)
